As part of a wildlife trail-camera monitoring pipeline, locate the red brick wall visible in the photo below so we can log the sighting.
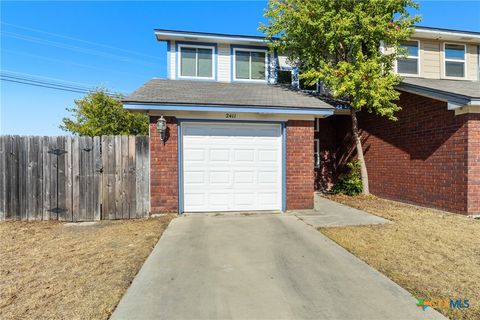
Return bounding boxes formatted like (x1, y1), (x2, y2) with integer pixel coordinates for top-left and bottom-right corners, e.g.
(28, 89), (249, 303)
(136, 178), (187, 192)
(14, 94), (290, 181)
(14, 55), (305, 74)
(467, 114), (480, 215)
(314, 116), (343, 192)
(149, 116), (178, 213)
(319, 92), (478, 215)
(286, 120), (315, 210)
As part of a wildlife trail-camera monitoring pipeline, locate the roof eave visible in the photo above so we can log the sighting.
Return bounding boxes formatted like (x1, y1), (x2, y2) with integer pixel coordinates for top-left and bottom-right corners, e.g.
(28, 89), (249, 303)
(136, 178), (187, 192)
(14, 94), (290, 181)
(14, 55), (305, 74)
(123, 102), (334, 116)
(154, 29), (272, 45)
(396, 83), (477, 110)
(413, 26), (480, 43)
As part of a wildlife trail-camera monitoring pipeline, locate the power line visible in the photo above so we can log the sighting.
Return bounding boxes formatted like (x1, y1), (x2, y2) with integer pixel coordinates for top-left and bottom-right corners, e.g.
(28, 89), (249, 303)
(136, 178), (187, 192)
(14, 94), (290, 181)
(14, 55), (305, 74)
(2, 70), (97, 88)
(2, 31), (162, 68)
(2, 49), (135, 76)
(2, 77), (90, 95)
(2, 74), (91, 92)
(1, 72), (125, 96)
(2, 21), (161, 60)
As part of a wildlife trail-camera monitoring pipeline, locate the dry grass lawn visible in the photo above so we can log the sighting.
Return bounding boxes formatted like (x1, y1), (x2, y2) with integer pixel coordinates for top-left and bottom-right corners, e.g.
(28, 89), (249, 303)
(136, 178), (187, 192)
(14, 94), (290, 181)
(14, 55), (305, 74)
(321, 195), (479, 320)
(0, 216), (174, 320)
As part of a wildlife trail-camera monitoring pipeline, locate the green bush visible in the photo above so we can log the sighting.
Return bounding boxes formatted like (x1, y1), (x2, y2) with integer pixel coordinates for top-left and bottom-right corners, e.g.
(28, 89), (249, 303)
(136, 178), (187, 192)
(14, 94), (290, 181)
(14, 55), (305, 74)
(332, 160), (363, 196)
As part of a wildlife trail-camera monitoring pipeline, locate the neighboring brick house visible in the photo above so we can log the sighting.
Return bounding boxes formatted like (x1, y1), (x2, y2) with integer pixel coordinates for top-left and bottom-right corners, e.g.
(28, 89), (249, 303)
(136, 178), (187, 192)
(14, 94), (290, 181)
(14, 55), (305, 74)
(124, 27), (480, 216)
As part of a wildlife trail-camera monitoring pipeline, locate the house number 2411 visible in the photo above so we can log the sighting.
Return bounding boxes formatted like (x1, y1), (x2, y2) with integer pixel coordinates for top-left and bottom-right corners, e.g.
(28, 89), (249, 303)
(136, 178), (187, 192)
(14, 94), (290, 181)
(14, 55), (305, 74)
(226, 113), (237, 119)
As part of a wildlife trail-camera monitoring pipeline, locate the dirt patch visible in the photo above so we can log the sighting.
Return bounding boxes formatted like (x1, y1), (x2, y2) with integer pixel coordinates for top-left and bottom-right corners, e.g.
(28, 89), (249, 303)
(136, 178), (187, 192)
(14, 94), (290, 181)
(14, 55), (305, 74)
(320, 194), (479, 320)
(0, 216), (174, 320)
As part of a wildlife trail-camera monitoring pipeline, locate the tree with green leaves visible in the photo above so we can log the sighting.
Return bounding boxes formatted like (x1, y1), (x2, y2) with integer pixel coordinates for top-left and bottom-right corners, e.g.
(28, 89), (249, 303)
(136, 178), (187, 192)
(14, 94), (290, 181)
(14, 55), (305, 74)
(261, 0), (420, 194)
(60, 89), (148, 137)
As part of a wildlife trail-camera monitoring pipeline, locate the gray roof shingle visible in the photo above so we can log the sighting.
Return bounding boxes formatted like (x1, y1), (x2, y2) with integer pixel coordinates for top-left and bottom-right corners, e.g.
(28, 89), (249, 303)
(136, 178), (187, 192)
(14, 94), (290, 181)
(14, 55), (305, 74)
(123, 79), (334, 109)
(399, 77), (480, 99)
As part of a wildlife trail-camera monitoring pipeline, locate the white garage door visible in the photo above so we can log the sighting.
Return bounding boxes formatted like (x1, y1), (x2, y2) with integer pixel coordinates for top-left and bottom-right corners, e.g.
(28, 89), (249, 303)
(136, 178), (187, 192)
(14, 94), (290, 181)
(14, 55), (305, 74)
(181, 122), (283, 212)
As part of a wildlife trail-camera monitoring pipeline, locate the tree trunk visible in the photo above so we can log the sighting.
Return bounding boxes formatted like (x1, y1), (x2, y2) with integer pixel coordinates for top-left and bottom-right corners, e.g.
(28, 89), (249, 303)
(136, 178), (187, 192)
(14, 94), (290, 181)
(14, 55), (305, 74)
(350, 108), (370, 195)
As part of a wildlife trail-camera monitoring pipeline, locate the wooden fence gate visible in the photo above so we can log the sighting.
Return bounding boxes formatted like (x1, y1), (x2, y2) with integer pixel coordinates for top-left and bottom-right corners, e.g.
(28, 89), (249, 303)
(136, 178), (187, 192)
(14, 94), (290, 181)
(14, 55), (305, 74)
(0, 135), (149, 221)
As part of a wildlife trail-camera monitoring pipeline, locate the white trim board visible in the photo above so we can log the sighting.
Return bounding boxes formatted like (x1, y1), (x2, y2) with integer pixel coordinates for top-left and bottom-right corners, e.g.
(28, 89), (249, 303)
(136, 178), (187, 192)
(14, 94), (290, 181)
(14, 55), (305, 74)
(232, 47), (268, 83)
(177, 43), (216, 80)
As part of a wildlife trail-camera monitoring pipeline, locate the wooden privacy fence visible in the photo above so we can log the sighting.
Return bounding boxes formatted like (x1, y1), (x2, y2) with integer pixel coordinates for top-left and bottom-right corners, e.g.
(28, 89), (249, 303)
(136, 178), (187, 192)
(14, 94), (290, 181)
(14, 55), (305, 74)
(0, 135), (149, 221)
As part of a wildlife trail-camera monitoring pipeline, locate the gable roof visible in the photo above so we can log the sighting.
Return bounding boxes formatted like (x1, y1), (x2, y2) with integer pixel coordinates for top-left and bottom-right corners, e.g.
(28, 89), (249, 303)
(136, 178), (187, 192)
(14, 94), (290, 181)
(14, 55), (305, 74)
(398, 77), (480, 109)
(123, 79), (334, 114)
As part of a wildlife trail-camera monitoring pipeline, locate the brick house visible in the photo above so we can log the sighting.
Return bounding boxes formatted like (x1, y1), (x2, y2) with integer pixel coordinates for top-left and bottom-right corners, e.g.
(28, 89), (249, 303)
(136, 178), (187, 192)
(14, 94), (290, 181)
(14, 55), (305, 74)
(124, 27), (480, 216)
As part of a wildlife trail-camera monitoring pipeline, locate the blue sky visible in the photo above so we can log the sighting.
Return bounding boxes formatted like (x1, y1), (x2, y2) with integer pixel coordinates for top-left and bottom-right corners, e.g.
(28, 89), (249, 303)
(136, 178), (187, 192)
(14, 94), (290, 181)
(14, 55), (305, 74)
(1, 1), (479, 135)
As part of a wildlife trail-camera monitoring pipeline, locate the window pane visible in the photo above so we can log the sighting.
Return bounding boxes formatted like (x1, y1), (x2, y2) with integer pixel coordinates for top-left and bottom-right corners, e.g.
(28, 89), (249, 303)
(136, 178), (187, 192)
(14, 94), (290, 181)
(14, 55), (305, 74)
(446, 61), (464, 77)
(397, 58), (418, 74)
(277, 70), (292, 85)
(235, 51), (250, 79)
(251, 52), (266, 80)
(400, 41), (418, 57)
(197, 48), (213, 77)
(445, 44), (465, 60)
(180, 47), (196, 77)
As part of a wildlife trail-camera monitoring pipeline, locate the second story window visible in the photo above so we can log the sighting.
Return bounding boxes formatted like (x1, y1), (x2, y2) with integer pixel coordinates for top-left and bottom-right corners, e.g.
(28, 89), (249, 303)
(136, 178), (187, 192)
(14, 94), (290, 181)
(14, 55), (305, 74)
(397, 40), (419, 75)
(179, 45), (214, 79)
(444, 43), (465, 78)
(234, 49), (267, 81)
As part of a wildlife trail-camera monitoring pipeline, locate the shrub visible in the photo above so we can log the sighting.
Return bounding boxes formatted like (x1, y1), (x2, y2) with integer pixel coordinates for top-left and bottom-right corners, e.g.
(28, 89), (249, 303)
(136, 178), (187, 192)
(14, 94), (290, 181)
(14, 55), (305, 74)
(332, 160), (363, 196)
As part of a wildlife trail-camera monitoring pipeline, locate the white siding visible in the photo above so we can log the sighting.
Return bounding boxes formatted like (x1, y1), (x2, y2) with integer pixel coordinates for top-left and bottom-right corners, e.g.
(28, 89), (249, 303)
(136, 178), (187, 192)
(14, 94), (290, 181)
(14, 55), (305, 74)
(168, 40), (176, 80)
(217, 43), (231, 82)
(268, 52), (276, 84)
(277, 55), (293, 69)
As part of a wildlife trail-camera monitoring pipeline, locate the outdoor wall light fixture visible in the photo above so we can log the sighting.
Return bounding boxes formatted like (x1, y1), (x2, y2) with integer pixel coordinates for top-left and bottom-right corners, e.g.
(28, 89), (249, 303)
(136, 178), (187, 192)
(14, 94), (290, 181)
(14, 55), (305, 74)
(156, 116), (167, 141)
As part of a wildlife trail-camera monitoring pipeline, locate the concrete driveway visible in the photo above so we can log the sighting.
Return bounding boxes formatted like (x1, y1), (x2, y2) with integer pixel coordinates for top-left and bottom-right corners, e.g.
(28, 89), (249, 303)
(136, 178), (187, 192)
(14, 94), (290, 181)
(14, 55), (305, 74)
(111, 214), (444, 320)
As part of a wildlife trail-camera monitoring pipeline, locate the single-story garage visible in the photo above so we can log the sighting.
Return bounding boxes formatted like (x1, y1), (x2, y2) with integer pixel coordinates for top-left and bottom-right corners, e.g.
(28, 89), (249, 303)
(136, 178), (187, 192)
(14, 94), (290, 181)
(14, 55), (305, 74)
(124, 79), (334, 213)
(124, 78), (480, 216)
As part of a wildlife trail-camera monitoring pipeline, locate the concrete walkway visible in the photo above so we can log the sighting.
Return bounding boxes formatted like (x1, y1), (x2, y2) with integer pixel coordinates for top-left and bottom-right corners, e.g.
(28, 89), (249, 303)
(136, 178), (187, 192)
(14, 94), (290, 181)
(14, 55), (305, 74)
(111, 213), (444, 320)
(290, 195), (390, 228)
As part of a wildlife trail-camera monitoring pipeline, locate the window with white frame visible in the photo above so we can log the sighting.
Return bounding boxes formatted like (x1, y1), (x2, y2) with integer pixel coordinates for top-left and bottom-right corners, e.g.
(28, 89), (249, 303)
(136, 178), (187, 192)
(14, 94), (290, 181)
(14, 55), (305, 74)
(314, 139), (320, 169)
(234, 49), (267, 81)
(397, 40), (419, 75)
(444, 43), (465, 78)
(179, 45), (214, 79)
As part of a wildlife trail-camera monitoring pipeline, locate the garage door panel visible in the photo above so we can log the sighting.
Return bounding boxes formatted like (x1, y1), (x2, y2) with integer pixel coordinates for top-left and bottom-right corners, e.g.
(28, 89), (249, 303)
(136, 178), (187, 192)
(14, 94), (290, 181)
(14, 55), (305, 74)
(258, 171), (278, 184)
(184, 149), (206, 161)
(258, 150), (278, 162)
(234, 149), (255, 161)
(258, 192), (278, 205)
(209, 149), (230, 161)
(233, 171), (255, 183)
(182, 122), (282, 212)
(208, 193), (230, 206)
(209, 171), (230, 184)
(184, 193), (206, 207)
(233, 192), (256, 206)
(184, 171), (205, 184)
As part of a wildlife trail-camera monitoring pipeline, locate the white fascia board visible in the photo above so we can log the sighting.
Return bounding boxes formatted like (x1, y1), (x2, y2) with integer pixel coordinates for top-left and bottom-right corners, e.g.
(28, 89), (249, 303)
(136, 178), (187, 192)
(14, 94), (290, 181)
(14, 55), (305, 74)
(155, 31), (270, 45)
(123, 103), (334, 116)
(413, 28), (480, 43)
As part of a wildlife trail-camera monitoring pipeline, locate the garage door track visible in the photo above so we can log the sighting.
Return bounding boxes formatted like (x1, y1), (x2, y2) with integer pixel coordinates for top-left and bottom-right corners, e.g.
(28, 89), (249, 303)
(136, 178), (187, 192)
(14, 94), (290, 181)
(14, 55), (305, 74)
(111, 214), (444, 320)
